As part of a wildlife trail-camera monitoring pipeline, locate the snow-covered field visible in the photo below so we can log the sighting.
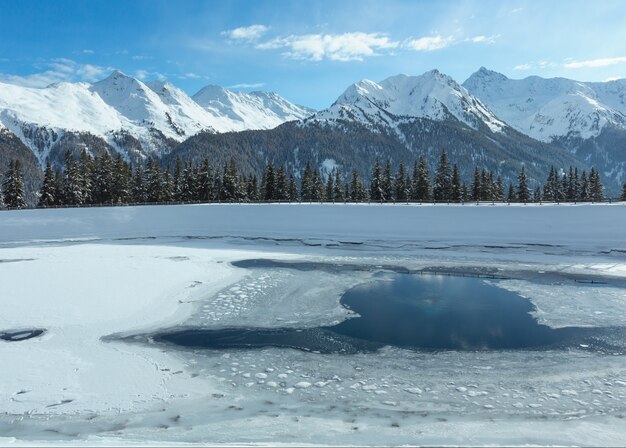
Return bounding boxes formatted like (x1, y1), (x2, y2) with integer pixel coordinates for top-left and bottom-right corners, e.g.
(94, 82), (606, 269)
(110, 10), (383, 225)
(1, 203), (625, 446)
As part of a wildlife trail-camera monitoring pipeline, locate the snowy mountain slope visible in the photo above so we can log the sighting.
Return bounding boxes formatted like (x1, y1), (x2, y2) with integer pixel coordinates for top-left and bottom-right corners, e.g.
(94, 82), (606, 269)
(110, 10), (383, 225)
(0, 71), (313, 167)
(309, 70), (506, 134)
(192, 85), (314, 132)
(463, 67), (626, 142)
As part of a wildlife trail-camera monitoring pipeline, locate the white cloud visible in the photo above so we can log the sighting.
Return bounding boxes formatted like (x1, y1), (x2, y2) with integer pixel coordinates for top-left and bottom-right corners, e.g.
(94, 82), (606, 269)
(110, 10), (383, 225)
(229, 82), (265, 89)
(82, 49), (95, 54)
(0, 59), (112, 88)
(513, 63), (532, 70)
(404, 35), (455, 52)
(604, 76), (623, 82)
(256, 32), (398, 61)
(467, 34), (499, 44)
(222, 24), (269, 41)
(135, 70), (167, 81)
(564, 56), (626, 69)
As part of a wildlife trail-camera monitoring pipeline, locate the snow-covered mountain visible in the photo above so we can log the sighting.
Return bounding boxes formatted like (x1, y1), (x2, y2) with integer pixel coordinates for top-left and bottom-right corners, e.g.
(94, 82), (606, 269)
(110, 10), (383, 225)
(0, 70), (314, 167)
(309, 70), (506, 134)
(192, 85), (314, 132)
(463, 67), (626, 142)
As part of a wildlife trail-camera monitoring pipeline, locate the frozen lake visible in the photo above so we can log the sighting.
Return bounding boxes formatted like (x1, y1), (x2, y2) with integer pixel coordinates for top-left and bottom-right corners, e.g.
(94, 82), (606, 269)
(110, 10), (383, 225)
(155, 264), (622, 354)
(1, 204), (625, 445)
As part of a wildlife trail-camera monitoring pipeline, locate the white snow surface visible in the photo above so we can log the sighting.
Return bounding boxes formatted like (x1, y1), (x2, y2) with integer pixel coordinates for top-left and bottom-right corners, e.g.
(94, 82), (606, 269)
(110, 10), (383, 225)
(310, 70), (506, 133)
(0, 71), (313, 165)
(1, 203), (626, 445)
(463, 67), (626, 141)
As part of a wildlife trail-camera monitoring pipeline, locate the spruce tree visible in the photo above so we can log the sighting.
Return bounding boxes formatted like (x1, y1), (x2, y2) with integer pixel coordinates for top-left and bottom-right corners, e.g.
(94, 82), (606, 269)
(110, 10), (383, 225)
(300, 161), (313, 201)
(247, 175), (260, 202)
(312, 169), (324, 202)
(471, 166), (481, 201)
(413, 156), (431, 201)
(579, 169), (589, 201)
(196, 158), (213, 202)
(507, 182), (516, 203)
(589, 168), (604, 202)
(173, 157), (183, 201)
(262, 161), (276, 201)
(370, 160), (383, 202)
(287, 175), (298, 202)
(517, 165), (530, 203)
(145, 159), (163, 203)
(621, 180), (626, 201)
(494, 176), (505, 202)
(394, 162), (408, 202)
(162, 166), (174, 202)
(382, 160), (394, 202)
(275, 165), (288, 201)
(533, 186), (542, 203)
(433, 148), (451, 201)
(333, 169), (344, 202)
(91, 152), (113, 204)
(325, 172), (334, 202)
(2, 160), (27, 209)
(450, 164), (462, 202)
(38, 160), (56, 207)
(350, 169), (366, 202)
(132, 164), (146, 203)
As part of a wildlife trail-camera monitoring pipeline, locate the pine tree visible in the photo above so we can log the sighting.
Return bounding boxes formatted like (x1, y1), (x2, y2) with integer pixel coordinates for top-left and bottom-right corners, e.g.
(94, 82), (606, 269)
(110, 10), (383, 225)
(287, 175), (298, 202)
(382, 160), (394, 202)
(370, 160), (383, 202)
(589, 167), (604, 202)
(333, 169), (344, 202)
(517, 165), (531, 203)
(350, 169), (366, 202)
(132, 164), (146, 203)
(412, 156), (431, 201)
(433, 148), (452, 201)
(471, 166), (481, 201)
(261, 161), (274, 200)
(145, 159), (163, 203)
(53, 169), (65, 205)
(38, 160), (56, 207)
(621, 180), (626, 201)
(579, 169), (589, 201)
(300, 161), (312, 201)
(2, 160), (27, 209)
(275, 165), (288, 201)
(494, 176), (505, 202)
(111, 154), (130, 204)
(507, 182), (516, 203)
(325, 172), (334, 202)
(162, 166), (174, 202)
(196, 158), (213, 202)
(79, 149), (93, 205)
(173, 157), (183, 201)
(247, 175), (260, 201)
(394, 162), (408, 202)
(63, 152), (83, 205)
(533, 186), (542, 203)
(450, 164), (462, 202)
(312, 169), (324, 202)
(480, 169), (492, 201)
(91, 152), (113, 204)
(220, 159), (239, 202)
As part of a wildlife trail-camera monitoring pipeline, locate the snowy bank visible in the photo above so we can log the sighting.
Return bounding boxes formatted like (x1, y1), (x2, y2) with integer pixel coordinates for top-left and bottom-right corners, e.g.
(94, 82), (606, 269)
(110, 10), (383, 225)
(1, 203), (625, 252)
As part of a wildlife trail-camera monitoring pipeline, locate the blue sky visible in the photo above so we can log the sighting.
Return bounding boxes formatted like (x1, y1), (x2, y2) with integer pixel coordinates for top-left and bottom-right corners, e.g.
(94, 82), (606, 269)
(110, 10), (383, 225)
(1, 0), (625, 109)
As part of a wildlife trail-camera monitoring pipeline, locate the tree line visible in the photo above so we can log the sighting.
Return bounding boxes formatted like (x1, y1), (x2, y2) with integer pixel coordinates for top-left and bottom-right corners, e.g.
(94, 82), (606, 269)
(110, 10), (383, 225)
(0, 148), (623, 210)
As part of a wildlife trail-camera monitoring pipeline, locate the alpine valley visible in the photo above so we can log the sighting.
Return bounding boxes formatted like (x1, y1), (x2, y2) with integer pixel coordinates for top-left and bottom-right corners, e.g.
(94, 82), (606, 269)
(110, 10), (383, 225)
(1, 67), (625, 202)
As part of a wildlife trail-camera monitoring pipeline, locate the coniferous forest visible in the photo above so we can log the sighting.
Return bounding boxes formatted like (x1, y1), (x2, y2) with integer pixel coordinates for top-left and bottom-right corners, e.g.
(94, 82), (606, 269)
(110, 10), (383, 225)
(0, 148), (621, 210)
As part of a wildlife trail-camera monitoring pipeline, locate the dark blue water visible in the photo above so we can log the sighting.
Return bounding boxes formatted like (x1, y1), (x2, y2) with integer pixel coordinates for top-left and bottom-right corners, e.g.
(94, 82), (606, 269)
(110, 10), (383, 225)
(154, 273), (623, 353)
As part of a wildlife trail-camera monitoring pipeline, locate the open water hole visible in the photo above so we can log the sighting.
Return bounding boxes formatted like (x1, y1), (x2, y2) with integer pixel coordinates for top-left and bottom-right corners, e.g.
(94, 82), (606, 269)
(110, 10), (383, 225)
(153, 261), (624, 354)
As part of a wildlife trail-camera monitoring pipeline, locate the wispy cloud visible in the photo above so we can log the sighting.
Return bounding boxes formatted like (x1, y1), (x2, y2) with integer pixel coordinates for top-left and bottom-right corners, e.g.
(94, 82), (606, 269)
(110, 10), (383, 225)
(222, 24), (269, 41)
(466, 34), (499, 44)
(229, 82), (265, 89)
(404, 35), (454, 51)
(513, 63), (532, 70)
(257, 32), (399, 61)
(564, 56), (626, 68)
(81, 49), (95, 55)
(134, 69), (167, 81)
(0, 59), (112, 87)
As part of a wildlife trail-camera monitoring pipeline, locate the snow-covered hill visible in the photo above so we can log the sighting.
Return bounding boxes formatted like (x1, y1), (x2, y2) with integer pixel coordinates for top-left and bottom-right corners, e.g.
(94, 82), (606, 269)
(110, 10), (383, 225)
(463, 67), (626, 142)
(0, 71), (314, 167)
(309, 70), (506, 134)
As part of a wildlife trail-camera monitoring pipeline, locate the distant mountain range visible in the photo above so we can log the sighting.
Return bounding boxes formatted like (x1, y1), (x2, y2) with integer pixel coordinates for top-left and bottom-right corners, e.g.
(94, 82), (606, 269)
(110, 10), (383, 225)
(1, 68), (625, 202)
